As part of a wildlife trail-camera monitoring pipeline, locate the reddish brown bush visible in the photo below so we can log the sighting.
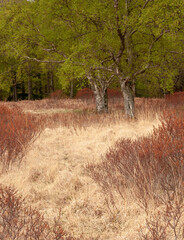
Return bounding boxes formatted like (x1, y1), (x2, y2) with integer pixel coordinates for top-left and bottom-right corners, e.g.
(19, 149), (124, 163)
(107, 89), (123, 106)
(75, 88), (94, 100)
(87, 109), (184, 238)
(107, 88), (122, 98)
(139, 193), (184, 240)
(0, 104), (43, 171)
(75, 88), (123, 109)
(76, 88), (122, 100)
(135, 98), (166, 119)
(75, 88), (123, 101)
(0, 185), (74, 240)
(50, 90), (64, 100)
(107, 89), (122, 102)
(87, 110), (184, 206)
(165, 91), (184, 105)
(139, 212), (168, 240)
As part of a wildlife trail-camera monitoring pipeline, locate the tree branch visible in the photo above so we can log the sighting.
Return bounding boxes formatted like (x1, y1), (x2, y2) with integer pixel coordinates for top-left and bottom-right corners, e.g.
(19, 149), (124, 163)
(35, 43), (68, 59)
(134, 62), (150, 77)
(93, 66), (114, 72)
(23, 56), (65, 63)
(139, 0), (152, 17)
(168, 51), (184, 54)
(134, 30), (169, 77)
(149, 30), (170, 55)
(142, 0), (151, 10)
(114, 0), (126, 61)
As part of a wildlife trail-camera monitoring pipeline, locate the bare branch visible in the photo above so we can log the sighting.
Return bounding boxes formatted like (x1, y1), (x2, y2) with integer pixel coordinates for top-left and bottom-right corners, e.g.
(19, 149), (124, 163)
(142, 0), (151, 10)
(36, 43), (68, 59)
(93, 66), (114, 72)
(168, 51), (184, 54)
(114, 0), (126, 61)
(134, 62), (150, 77)
(134, 30), (170, 77)
(149, 30), (170, 55)
(139, 0), (152, 17)
(23, 56), (65, 64)
(106, 75), (116, 85)
(129, 29), (137, 37)
(100, 56), (114, 65)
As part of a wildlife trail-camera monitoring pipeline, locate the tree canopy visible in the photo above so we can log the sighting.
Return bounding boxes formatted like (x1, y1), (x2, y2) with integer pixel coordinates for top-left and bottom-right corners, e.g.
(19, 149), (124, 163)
(0, 0), (184, 115)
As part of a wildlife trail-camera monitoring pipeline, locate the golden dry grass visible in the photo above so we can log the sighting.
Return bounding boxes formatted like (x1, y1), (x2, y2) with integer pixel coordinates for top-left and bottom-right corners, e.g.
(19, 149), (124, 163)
(0, 98), (161, 239)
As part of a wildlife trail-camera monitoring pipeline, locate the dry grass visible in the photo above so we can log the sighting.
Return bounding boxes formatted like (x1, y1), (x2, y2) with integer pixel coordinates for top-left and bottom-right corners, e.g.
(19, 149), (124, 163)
(7, 98), (93, 113)
(0, 97), (161, 239)
(0, 122), (157, 239)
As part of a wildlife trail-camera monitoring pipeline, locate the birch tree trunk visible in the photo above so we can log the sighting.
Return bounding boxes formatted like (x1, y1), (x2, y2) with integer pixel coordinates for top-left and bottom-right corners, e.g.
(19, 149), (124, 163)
(87, 74), (108, 113)
(120, 80), (135, 118)
(93, 86), (108, 113)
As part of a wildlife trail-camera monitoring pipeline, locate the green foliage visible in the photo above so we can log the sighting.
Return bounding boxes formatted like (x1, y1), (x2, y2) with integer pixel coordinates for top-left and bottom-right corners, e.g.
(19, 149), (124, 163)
(0, 0), (184, 100)
(57, 62), (85, 92)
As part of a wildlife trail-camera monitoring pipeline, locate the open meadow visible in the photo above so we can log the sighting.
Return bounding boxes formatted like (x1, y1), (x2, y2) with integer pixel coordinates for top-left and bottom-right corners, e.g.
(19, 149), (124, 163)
(0, 93), (184, 240)
(1, 1), (184, 239)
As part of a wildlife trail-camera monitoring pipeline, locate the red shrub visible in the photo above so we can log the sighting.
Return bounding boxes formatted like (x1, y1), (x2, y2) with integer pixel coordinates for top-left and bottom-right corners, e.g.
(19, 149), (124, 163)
(50, 90), (64, 100)
(76, 88), (123, 107)
(107, 89), (123, 106)
(76, 88), (122, 100)
(0, 185), (74, 240)
(75, 88), (94, 100)
(107, 89), (122, 98)
(0, 104), (43, 171)
(165, 91), (184, 105)
(87, 111), (184, 237)
(135, 98), (166, 119)
(87, 110), (184, 206)
(87, 110), (184, 237)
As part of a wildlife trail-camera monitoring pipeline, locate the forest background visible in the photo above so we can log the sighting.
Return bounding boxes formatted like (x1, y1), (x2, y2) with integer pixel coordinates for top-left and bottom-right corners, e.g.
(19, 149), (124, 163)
(0, 0), (184, 117)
